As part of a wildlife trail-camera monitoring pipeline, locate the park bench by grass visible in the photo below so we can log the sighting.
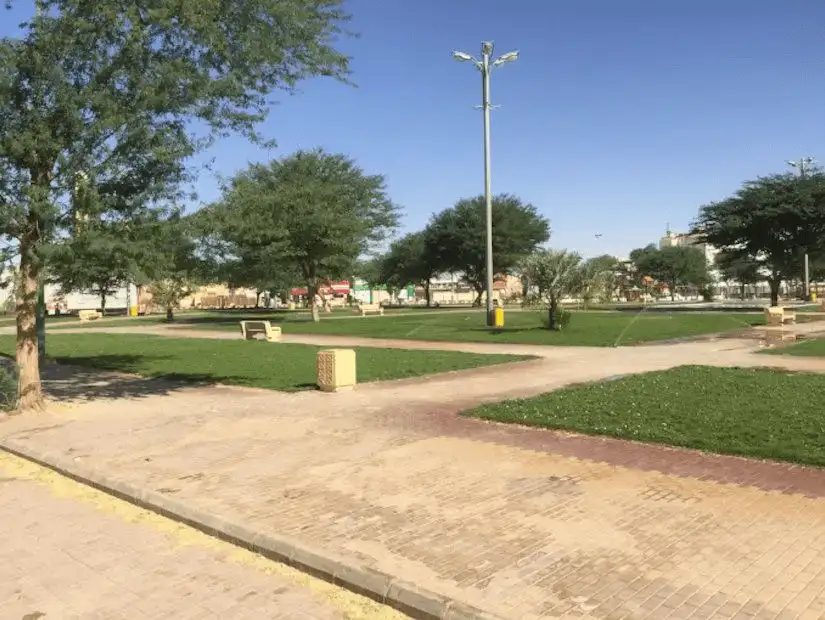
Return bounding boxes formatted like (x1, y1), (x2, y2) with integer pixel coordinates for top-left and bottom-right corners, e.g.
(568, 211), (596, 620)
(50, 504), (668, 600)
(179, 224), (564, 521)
(78, 310), (102, 322)
(240, 320), (281, 342)
(357, 303), (384, 317)
(764, 306), (796, 326)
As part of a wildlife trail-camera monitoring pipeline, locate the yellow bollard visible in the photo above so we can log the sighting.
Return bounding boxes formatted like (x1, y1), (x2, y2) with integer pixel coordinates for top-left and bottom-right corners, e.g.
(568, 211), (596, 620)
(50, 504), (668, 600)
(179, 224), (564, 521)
(493, 306), (504, 328)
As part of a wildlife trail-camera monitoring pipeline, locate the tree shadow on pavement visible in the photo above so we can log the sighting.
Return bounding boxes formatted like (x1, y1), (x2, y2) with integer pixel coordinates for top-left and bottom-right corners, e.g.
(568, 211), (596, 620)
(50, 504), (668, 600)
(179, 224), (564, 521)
(41, 357), (221, 402)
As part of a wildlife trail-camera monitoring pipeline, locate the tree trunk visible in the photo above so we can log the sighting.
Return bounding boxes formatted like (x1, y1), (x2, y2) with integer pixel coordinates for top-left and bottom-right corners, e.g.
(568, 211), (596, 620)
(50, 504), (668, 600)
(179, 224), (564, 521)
(16, 240), (43, 411)
(740, 283), (746, 300)
(768, 278), (780, 307)
(547, 299), (558, 331)
(473, 287), (483, 307)
(255, 291), (261, 308)
(424, 280), (431, 307)
(166, 307), (174, 322)
(100, 291), (107, 314)
(309, 283), (320, 322)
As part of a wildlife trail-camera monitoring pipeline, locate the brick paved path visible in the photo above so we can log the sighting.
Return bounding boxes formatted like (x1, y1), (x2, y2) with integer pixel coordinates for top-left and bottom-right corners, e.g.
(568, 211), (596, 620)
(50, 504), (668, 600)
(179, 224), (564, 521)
(0, 452), (407, 620)
(4, 325), (825, 619)
(3, 348), (825, 619)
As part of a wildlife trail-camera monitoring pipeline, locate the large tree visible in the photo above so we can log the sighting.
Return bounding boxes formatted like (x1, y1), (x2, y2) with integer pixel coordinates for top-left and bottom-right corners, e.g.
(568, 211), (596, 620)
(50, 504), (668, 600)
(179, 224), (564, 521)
(378, 230), (439, 305)
(48, 173), (157, 312)
(714, 249), (763, 300)
(145, 211), (205, 313)
(630, 244), (709, 300)
(427, 194), (550, 305)
(520, 249), (582, 330)
(694, 173), (825, 306)
(0, 0), (350, 409)
(205, 150), (398, 322)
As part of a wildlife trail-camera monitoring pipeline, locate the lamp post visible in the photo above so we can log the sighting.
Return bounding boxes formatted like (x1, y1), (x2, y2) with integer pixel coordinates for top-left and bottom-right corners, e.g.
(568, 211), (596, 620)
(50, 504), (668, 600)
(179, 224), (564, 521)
(453, 42), (519, 324)
(787, 157), (817, 300)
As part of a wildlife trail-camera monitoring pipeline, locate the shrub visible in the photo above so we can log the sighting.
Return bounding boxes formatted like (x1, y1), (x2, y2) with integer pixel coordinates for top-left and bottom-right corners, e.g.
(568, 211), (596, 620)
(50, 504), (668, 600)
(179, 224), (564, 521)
(538, 306), (573, 330)
(0, 360), (18, 411)
(700, 285), (716, 301)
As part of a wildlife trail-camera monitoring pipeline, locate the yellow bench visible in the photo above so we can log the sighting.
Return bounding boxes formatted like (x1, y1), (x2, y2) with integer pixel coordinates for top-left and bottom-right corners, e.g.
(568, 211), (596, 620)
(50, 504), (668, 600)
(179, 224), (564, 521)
(239, 320), (281, 342)
(764, 306), (795, 326)
(358, 303), (384, 317)
(78, 310), (102, 322)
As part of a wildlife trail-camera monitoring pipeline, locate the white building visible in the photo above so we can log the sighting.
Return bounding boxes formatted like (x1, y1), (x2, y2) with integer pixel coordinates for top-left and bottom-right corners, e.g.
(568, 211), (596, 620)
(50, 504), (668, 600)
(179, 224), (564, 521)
(659, 229), (720, 274)
(0, 268), (136, 314)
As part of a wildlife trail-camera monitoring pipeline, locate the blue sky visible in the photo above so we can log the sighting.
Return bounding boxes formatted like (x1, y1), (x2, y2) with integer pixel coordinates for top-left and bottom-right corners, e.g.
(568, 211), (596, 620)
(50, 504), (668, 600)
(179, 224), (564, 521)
(4, 0), (825, 258)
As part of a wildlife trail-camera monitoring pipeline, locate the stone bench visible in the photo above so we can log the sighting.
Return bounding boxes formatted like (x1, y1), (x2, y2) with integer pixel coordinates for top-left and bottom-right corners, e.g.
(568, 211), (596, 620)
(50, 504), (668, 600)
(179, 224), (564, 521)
(764, 306), (795, 326)
(78, 310), (102, 322)
(239, 320), (281, 342)
(358, 303), (384, 317)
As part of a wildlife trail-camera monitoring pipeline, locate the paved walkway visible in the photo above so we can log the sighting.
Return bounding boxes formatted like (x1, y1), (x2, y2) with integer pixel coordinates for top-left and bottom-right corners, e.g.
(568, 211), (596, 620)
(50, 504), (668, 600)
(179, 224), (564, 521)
(0, 452), (406, 620)
(4, 323), (825, 619)
(3, 325), (825, 618)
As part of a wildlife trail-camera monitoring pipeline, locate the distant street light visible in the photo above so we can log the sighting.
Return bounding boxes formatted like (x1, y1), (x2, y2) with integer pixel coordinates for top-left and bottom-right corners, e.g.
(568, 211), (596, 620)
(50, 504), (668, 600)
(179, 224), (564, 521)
(453, 41), (519, 325)
(788, 157), (818, 300)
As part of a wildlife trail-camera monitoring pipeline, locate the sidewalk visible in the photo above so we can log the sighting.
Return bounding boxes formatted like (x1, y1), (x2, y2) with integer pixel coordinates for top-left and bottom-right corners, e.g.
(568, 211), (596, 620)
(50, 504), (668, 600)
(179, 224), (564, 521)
(3, 352), (825, 619)
(0, 452), (406, 620)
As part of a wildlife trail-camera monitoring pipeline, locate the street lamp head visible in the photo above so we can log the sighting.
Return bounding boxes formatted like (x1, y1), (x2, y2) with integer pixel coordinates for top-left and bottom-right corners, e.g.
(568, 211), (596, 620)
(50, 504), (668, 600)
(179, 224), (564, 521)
(481, 41), (494, 56)
(492, 50), (519, 66)
(452, 51), (475, 62)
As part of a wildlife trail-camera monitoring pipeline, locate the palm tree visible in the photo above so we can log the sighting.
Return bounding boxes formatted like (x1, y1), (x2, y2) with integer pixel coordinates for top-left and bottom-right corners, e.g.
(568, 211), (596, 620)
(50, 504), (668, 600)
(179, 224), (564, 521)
(519, 249), (582, 330)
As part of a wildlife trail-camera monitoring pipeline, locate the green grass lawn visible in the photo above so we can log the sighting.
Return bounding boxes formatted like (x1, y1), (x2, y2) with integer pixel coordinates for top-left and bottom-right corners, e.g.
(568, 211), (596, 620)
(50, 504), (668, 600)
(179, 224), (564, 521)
(762, 337), (825, 357)
(46, 311), (208, 330)
(0, 333), (527, 391)
(465, 365), (825, 467)
(162, 309), (768, 347)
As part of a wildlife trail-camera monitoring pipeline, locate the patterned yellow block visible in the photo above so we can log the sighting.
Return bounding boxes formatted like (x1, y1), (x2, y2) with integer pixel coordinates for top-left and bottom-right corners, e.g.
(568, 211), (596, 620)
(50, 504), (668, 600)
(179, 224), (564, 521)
(316, 349), (356, 392)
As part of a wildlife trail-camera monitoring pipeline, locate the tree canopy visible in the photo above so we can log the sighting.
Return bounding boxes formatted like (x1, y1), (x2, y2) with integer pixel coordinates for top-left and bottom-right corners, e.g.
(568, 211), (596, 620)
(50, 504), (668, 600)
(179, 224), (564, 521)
(714, 249), (763, 300)
(0, 0), (351, 408)
(693, 172), (825, 304)
(377, 230), (439, 305)
(427, 194), (550, 304)
(202, 149), (398, 321)
(630, 244), (709, 300)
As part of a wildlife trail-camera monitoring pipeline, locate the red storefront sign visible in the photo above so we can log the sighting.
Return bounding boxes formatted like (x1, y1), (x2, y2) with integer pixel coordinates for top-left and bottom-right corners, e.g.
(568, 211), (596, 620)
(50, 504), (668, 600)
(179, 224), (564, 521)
(290, 281), (351, 296)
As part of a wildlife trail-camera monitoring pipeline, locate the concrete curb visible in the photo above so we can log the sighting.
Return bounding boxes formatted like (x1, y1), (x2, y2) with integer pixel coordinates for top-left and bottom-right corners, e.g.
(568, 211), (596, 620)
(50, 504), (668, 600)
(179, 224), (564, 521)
(0, 437), (505, 620)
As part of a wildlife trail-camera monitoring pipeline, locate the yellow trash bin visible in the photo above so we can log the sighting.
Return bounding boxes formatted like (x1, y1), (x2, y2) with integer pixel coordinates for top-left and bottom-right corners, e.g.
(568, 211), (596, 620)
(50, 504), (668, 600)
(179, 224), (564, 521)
(493, 306), (504, 328)
(129, 306), (138, 317)
(812, 292), (818, 303)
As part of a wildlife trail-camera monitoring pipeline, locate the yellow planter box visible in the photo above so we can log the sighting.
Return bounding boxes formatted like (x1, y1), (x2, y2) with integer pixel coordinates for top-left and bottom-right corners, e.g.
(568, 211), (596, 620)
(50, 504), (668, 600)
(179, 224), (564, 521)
(316, 349), (356, 392)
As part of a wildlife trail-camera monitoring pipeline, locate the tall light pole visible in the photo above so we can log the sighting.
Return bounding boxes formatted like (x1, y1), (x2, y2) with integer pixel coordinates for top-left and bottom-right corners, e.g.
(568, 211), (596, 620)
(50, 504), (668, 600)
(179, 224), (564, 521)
(788, 157), (817, 300)
(453, 42), (519, 324)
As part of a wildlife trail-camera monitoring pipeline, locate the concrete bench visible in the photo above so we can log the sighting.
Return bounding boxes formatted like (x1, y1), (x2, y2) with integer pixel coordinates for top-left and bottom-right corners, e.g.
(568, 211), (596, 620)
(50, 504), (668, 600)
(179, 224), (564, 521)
(765, 306), (795, 326)
(358, 303), (384, 317)
(239, 320), (281, 342)
(78, 310), (102, 322)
